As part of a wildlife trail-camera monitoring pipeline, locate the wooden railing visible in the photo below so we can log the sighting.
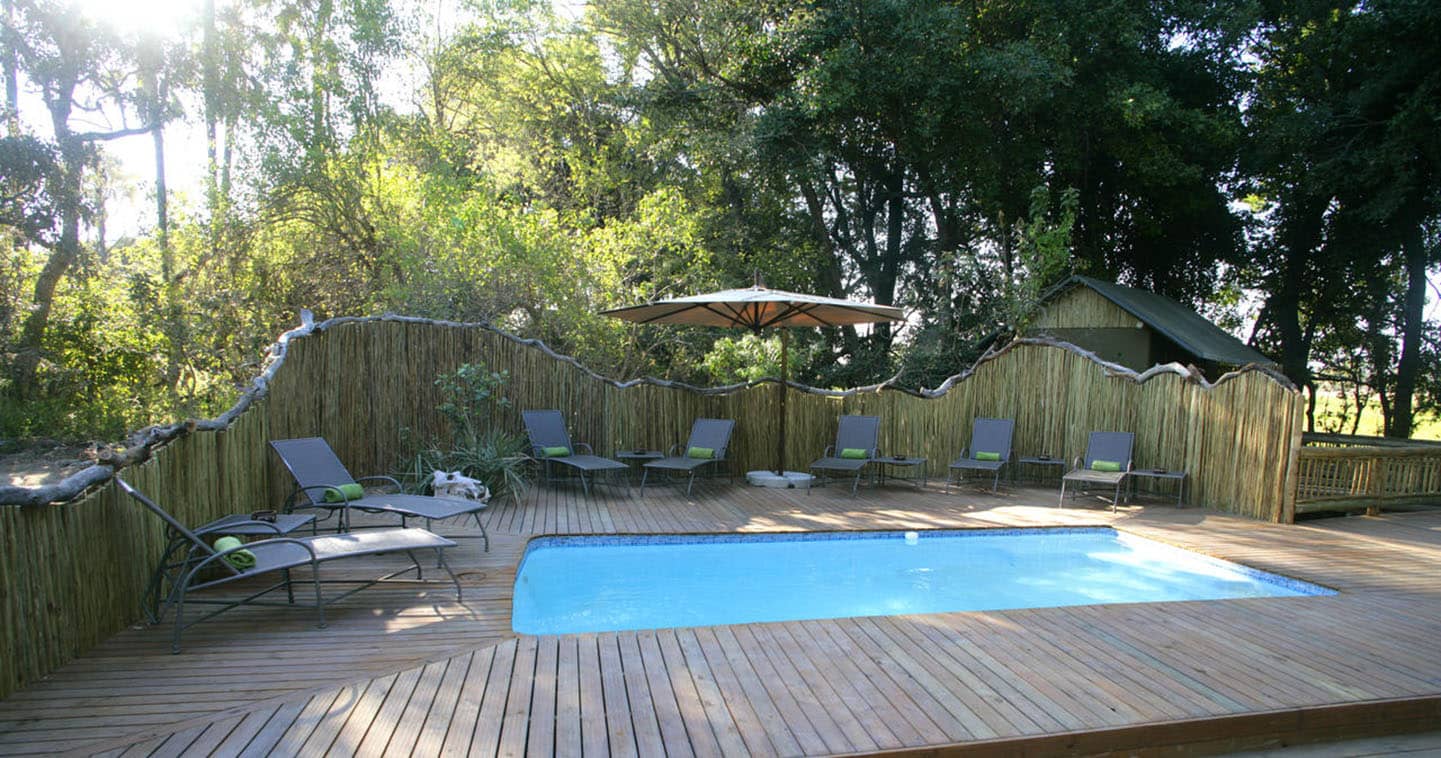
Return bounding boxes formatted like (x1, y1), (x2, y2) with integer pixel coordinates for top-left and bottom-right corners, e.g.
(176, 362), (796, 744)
(1302, 432), (1441, 449)
(1293, 445), (1441, 514)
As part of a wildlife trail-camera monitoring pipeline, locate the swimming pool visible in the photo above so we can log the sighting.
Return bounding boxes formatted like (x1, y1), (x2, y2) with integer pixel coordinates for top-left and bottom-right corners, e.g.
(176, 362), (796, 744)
(511, 527), (1334, 635)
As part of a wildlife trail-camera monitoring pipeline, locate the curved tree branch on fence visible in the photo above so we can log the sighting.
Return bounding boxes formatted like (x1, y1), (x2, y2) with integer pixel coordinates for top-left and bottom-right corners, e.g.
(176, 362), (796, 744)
(0, 312), (1295, 506)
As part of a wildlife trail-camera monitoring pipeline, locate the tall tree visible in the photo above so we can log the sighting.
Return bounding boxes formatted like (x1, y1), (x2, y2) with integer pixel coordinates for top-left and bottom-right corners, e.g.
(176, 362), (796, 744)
(1247, 0), (1440, 436)
(2, 0), (151, 397)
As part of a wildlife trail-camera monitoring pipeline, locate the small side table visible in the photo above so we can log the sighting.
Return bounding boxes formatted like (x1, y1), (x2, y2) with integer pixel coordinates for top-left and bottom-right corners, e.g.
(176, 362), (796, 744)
(1128, 468), (1188, 507)
(616, 450), (664, 482)
(873, 456), (928, 489)
(1017, 455), (1066, 483)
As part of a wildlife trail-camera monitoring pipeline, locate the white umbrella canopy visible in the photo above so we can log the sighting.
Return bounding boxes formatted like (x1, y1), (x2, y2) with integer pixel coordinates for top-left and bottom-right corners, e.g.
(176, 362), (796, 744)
(602, 279), (904, 477)
(599, 286), (905, 330)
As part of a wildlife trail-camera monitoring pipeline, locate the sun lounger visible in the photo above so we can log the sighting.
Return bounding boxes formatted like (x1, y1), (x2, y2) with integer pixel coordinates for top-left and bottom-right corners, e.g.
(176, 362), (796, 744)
(809, 415), (881, 496)
(118, 477), (461, 653)
(1059, 431), (1135, 511)
(947, 417), (1015, 493)
(141, 509), (317, 624)
(269, 437), (489, 550)
(522, 410), (629, 496)
(641, 418), (736, 497)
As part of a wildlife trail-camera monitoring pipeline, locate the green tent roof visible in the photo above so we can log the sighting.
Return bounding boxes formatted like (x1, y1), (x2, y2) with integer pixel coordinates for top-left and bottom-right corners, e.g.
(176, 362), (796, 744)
(1046, 276), (1275, 367)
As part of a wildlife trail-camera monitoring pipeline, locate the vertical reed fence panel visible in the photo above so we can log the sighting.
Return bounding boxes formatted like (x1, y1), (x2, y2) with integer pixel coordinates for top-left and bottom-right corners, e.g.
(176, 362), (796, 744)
(0, 317), (1301, 699)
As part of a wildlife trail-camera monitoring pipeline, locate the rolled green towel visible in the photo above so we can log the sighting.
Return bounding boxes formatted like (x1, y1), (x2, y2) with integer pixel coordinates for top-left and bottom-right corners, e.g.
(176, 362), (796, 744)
(687, 446), (714, 459)
(1091, 459), (1122, 472)
(213, 536), (257, 570)
(975, 451), (1001, 461)
(840, 447), (868, 460)
(542, 445), (571, 457)
(322, 482), (365, 502)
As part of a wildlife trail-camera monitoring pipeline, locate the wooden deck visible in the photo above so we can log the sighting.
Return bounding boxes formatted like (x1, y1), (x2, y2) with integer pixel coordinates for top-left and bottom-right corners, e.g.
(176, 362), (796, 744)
(4, 476), (1441, 756)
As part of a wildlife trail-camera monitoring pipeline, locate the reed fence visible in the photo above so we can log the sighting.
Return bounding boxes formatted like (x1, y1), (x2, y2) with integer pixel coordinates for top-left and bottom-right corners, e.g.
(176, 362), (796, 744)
(0, 315), (1303, 698)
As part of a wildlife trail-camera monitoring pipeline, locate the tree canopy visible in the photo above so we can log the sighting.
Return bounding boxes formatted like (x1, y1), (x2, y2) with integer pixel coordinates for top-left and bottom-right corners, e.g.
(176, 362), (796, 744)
(1, 0), (1437, 441)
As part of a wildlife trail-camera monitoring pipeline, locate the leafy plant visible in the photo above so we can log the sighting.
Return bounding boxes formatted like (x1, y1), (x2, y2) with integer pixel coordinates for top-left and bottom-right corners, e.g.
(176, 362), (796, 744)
(393, 363), (530, 502)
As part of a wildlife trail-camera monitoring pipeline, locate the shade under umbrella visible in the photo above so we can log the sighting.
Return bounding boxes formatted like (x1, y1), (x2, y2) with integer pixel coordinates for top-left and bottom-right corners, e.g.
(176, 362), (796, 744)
(602, 280), (903, 477)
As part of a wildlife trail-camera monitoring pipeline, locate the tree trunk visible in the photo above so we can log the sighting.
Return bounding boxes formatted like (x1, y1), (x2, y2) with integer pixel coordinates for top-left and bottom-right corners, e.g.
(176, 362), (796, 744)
(11, 137), (82, 397)
(202, 0), (222, 255)
(1389, 229), (1429, 438)
(1, 0), (16, 134)
(1270, 194), (1327, 390)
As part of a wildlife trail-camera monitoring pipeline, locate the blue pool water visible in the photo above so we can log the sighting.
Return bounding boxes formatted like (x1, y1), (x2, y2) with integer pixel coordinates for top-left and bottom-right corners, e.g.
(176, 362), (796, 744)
(511, 528), (1333, 635)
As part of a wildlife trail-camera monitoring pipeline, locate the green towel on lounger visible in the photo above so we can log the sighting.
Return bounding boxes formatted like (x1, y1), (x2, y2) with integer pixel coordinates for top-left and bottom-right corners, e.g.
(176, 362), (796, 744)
(687, 446), (714, 459)
(975, 451), (1001, 461)
(840, 448), (867, 459)
(322, 482), (364, 502)
(213, 536), (257, 570)
(542, 445), (571, 457)
(1091, 459), (1122, 472)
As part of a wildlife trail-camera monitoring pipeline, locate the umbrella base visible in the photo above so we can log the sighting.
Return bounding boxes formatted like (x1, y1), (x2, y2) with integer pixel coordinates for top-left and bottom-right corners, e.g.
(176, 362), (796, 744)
(745, 470), (814, 489)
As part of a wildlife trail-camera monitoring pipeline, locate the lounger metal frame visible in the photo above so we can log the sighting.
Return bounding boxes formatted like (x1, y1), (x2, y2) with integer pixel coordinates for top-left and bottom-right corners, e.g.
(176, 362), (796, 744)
(119, 478), (462, 653)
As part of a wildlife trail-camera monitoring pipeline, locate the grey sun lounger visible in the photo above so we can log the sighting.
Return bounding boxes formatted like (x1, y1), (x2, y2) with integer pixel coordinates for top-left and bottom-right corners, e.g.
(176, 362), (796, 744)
(141, 509), (317, 625)
(641, 418), (736, 497)
(522, 410), (629, 496)
(947, 417), (1015, 493)
(1059, 431), (1135, 511)
(118, 477), (461, 653)
(270, 437), (489, 550)
(809, 415), (881, 496)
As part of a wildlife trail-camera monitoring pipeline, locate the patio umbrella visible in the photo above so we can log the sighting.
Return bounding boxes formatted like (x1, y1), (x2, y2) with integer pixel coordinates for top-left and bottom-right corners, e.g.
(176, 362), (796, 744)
(601, 276), (904, 478)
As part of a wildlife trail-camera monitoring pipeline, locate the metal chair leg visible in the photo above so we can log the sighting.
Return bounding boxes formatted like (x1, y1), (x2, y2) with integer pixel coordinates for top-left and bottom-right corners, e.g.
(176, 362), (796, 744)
(472, 512), (489, 552)
(437, 549), (462, 602)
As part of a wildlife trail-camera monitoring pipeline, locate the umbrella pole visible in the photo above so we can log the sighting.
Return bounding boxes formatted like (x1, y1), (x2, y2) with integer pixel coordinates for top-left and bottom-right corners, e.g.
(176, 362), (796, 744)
(776, 329), (788, 475)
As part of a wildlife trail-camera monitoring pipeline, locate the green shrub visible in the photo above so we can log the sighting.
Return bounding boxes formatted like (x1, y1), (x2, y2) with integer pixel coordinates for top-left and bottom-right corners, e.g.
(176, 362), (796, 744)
(393, 363), (530, 502)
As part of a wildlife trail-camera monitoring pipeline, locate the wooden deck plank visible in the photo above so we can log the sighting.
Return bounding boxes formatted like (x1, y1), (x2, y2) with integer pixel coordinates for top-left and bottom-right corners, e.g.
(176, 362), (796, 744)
(811, 619), (954, 745)
(236, 697), (310, 757)
(463, 638), (516, 757)
(205, 702), (282, 756)
(293, 682), (366, 755)
(636, 631), (703, 758)
(615, 632), (673, 757)
(595, 634), (639, 758)
(495, 634), (539, 757)
(438, 646), (494, 756)
(843, 615), (995, 740)
(552, 636), (584, 757)
(671, 629), (752, 757)
(729, 624), (849, 754)
(324, 672), (399, 756)
(690, 626), (794, 757)
(574, 636), (611, 757)
(411, 653), (473, 757)
(353, 666), (424, 755)
(524, 636), (560, 757)
(758, 620), (889, 751)
(374, 659), (446, 756)
(654, 629), (728, 758)
(144, 721), (210, 758)
(9, 485), (1441, 756)
(874, 615), (1042, 737)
